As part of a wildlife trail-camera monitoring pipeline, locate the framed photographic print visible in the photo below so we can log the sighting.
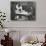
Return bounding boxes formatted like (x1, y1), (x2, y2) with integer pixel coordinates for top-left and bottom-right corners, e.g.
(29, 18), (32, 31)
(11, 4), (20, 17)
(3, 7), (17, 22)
(11, 1), (36, 21)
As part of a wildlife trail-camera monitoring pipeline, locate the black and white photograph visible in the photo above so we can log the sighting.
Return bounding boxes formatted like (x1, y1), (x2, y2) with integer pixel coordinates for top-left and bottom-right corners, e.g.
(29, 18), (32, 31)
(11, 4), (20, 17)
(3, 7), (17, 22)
(11, 1), (36, 21)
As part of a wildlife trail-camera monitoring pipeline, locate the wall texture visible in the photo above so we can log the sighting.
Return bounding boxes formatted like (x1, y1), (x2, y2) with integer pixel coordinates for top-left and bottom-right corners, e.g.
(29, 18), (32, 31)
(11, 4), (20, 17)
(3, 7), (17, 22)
(0, 0), (46, 27)
(0, 1), (46, 46)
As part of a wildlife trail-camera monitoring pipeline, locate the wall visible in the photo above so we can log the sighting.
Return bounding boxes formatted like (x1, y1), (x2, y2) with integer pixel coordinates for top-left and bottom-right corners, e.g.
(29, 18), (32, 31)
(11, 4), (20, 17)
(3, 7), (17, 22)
(0, 0), (46, 27)
(0, 1), (46, 46)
